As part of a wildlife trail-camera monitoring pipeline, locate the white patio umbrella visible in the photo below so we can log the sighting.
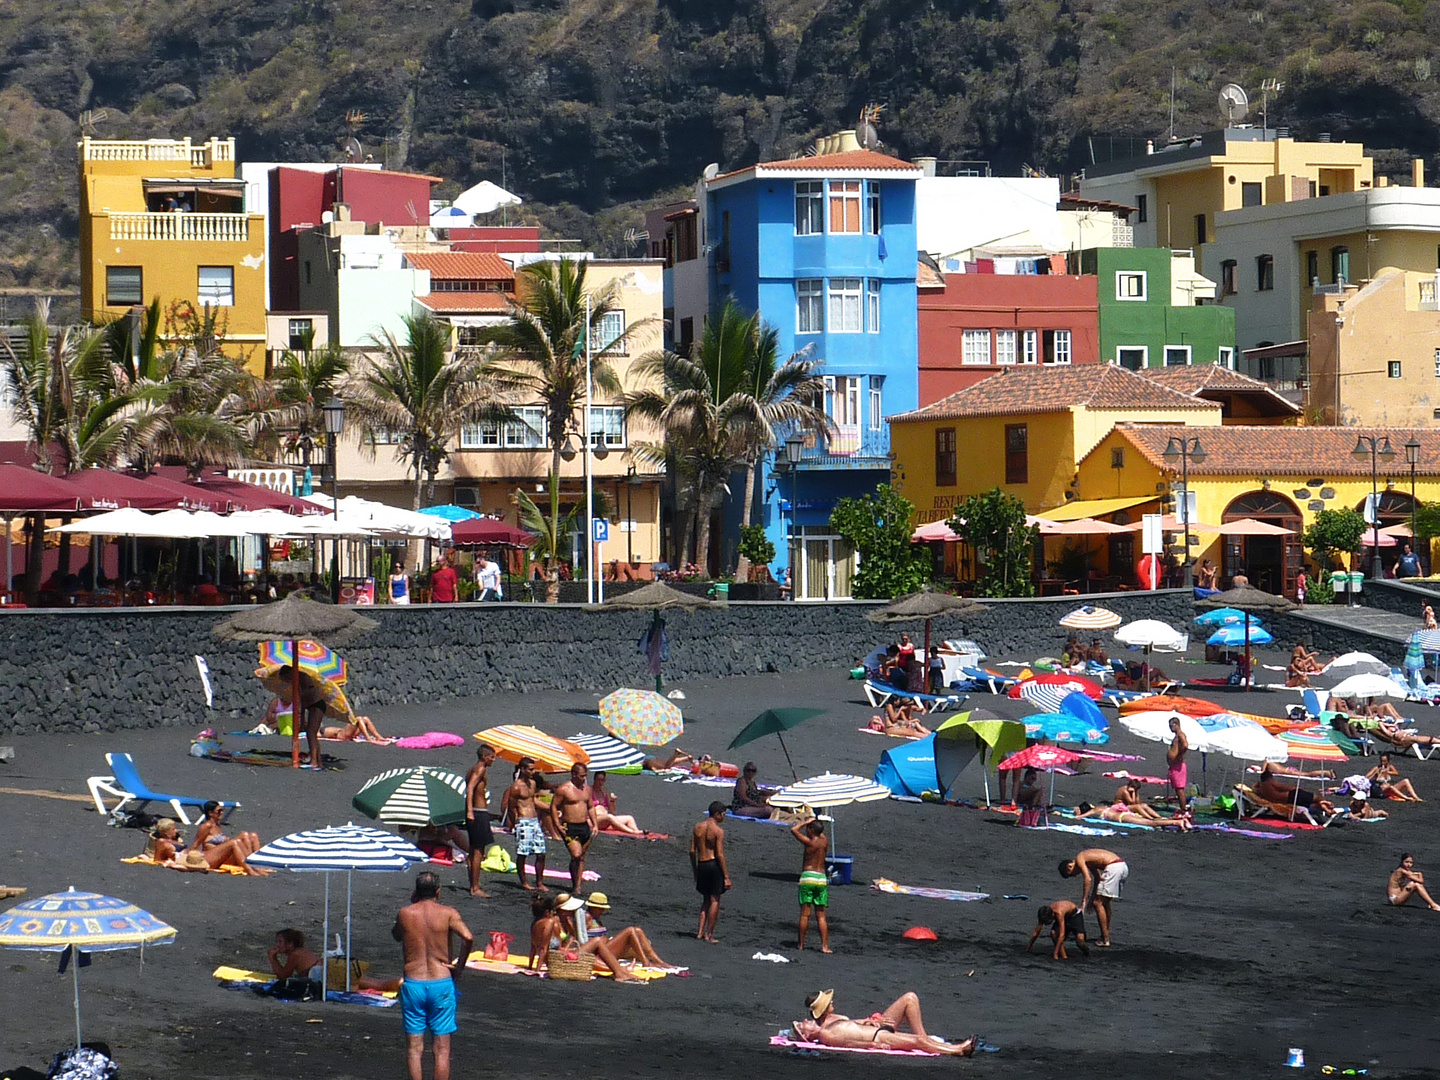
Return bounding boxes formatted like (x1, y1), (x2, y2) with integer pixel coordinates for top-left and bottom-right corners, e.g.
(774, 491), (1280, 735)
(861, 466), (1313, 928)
(186, 510), (260, 538)
(49, 508), (158, 536)
(1114, 619), (1187, 651)
(1321, 652), (1391, 680)
(1328, 672), (1408, 700)
(227, 508), (311, 535)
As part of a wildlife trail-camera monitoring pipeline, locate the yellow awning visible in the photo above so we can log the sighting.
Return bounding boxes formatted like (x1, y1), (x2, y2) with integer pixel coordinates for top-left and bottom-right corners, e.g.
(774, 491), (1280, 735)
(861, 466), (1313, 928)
(1036, 495), (1158, 522)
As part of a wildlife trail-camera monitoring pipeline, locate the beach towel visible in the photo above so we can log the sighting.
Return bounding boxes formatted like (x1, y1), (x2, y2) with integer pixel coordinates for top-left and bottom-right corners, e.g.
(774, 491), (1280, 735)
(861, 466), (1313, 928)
(212, 965), (398, 1004)
(1192, 824), (1292, 840)
(196, 746), (344, 769)
(466, 952), (669, 980)
(122, 854), (247, 875)
(1037, 823), (1118, 836)
(682, 775), (738, 789)
(770, 1033), (940, 1057)
(871, 877), (988, 902)
(393, 732), (466, 749)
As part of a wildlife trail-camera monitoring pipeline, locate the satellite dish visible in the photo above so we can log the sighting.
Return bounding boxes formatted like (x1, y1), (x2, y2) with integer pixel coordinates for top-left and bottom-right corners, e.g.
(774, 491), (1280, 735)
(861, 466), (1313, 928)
(857, 102), (884, 150)
(345, 137), (364, 163)
(1218, 84), (1249, 125)
(702, 163), (720, 180)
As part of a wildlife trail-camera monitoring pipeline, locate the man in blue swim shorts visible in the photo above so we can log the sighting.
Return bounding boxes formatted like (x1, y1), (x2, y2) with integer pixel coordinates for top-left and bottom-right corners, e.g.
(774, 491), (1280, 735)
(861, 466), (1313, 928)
(394, 871), (473, 1080)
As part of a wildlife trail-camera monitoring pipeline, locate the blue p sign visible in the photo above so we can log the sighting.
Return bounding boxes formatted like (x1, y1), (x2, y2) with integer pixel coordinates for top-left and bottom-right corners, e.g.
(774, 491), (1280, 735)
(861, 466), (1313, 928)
(592, 518), (609, 543)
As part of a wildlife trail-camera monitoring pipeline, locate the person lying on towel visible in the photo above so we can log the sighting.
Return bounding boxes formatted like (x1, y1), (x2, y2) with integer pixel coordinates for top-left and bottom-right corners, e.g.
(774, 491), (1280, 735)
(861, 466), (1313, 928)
(267, 928), (401, 991)
(792, 989), (976, 1056)
(145, 818), (271, 876)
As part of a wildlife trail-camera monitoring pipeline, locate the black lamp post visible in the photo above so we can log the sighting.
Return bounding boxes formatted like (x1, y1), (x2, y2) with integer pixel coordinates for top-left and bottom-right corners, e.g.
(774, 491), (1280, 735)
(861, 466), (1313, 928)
(783, 436), (804, 598)
(1352, 434), (1395, 581)
(1162, 434), (1207, 590)
(322, 396), (346, 603)
(1407, 437), (1421, 569)
(626, 465), (641, 565)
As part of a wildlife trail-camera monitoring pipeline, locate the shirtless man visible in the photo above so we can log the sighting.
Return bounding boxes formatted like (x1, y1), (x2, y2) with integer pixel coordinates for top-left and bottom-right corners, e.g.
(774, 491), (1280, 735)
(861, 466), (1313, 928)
(791, 818), (832, 953)
(1060, 848), (1128, 947)
(550, 762), (597, 893)
(793, 989), (976, 1056)
(1388, 854), (1440, 911)
(1167, 716), (1189, 811)
(1114, 778), (1165, 821)
(464, 744), (497, 899)
(503, 758), (547, 891)
(1025, 900), (1089, 960)
(392, 872), (473, 1080)
(690, 801), (731, 942)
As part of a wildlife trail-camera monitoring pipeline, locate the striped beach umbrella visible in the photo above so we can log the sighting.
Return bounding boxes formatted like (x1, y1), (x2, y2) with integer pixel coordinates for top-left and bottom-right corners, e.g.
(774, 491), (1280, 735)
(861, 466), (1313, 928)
(1414, 629), (1440, 653)
(1276, 725), (1349, 763)
(768, 772), (892, 809)
(599, 688), (683, 746)
(352, 767), (468, 827)
(1015, 679), (1102, 713)
(258, 639), (347, 684)
(568, 733), (647, 774)
(474, 725), (590, 773)
(1058, 605), (1123, 631)
(0, 888), (176, 1049)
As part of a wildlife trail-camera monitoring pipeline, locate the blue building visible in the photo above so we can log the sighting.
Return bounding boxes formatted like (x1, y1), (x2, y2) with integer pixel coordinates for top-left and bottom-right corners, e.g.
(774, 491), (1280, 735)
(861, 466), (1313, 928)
(674, 140), (920, 598)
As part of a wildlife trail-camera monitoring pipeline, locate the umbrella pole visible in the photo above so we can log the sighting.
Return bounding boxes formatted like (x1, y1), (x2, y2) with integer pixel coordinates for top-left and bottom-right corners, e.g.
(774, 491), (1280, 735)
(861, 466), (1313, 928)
(291, 639), (302, 768)
(73, 947), (82, 1050)
(346, 870), (353, 992)
(924, 617), (933, 693)
(777, 733), (799, 783)
(322, 872), (330, 1003)
(1245, 613), (1252, 690)
(1201, 752), (1207, 797)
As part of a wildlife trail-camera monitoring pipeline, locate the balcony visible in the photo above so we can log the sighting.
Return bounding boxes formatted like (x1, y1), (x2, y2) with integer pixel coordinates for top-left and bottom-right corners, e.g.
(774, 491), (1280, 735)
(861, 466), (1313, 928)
(1420, 275), (1439, 311)
(108, 212), (253, 243)
(81, 136), (235, 169)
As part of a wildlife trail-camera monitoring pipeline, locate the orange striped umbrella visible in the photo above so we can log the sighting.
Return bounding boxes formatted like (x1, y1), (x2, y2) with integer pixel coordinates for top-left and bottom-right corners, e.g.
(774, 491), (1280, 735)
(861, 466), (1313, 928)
(1277, 724), (1349, 763)
(474, 725), (590, 773)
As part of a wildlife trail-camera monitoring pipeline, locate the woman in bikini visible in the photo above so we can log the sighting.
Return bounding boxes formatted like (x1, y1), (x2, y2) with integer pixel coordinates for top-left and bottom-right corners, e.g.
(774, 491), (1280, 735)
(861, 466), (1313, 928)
(1076, 801), (1192, 831)
(1388, 854), (1440, 910)
(544, 894), (639, 982)
(319, 713), (392, 744)
(640, 748), (693, 772)
(190, 800), (262, 859)
(1366, 754), (1423, 801)
(1113, 780), (1167, 822)
(589, 771), (646, 837)
(146, 818), (271, 876)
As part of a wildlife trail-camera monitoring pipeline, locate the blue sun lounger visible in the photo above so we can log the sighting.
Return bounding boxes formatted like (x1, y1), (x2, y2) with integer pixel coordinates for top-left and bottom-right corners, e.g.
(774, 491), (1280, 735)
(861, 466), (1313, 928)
(862, 680), (967, 714)
(960, 667), (1017, 694)
(87, 752), (240, 825)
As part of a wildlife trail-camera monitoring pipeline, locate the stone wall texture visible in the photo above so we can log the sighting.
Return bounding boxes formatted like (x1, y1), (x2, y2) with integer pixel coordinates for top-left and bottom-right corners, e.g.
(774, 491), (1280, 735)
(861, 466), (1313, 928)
(0, 590), (1195, 736)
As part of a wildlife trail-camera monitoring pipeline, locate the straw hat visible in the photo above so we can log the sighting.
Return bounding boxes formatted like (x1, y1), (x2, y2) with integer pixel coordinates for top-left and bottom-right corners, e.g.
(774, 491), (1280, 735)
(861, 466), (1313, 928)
(183, 849), (210, 871)
(807, 989), (834, 1019)
(584, 892), (610, 910)
(555, 892), (586, 912)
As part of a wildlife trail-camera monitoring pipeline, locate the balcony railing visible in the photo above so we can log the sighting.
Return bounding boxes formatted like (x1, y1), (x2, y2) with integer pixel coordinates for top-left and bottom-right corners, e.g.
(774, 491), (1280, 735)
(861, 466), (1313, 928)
(1420, 276), (1439, 311)
(108, 212), (252, 243)
(80, 136), (235, 168)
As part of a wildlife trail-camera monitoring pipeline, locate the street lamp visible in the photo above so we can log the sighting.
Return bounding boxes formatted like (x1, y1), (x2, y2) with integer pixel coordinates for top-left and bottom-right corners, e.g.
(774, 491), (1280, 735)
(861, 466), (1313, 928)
(1161, 434), (1207, 590)
(1352, 434), (1396, 581)
(322, 396), (346, 602)
(626, 465), (641, 565)
(1407, 437), (1421, 569)
(783, 436), (804, 598)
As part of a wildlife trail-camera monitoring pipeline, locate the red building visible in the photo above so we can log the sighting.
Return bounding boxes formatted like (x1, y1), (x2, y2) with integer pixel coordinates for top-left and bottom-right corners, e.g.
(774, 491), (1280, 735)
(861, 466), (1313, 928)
(917, 263), (1101, 405)
(445, 226), (541, 253)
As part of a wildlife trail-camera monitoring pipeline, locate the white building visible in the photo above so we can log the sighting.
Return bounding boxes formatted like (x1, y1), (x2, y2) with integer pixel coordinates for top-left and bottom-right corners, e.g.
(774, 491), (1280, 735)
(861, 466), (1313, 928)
(295, 224), (430, 347)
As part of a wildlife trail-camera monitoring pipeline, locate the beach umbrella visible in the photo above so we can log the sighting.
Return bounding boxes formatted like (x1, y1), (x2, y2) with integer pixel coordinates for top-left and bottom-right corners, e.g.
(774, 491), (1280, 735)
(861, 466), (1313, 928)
(767, 772), (891, 855)
(214, 592), (377, 768)
(1113, 619), (1187, 650)
(1208, 623), (1274, 648)
(1199, 585), (1297, 690)
(599, 687), (683, 746)
(352, 766), (469, 827)
(1406, 632), (1427, 674)
(0, 887), (176, 1049)
(258, 639), (348, 684)
(1024, 712), (1110, 746)
(474, 725), (590, 773)
(448, 517), (535, 547)
(418, 504), (483, 522)
(728, 707), (827, 782)
(1194, 607), (1247, 626)
(567, 733), (647, 775)
(1016, 681), (1072, 713)
(1058, 605), (1122, 631)
(1414, 629), (1440, 653)
(1276, 725), (1350, 763)
(1328, 673), (1407, 700)
(997, 744), (1084, 805)
(248, 825), (424, 997)
(1009, 672), (1104, 699)
(866, 589), (989, 691)
(1322, 653), (1391, 680)
(1192, 714), (1288, 763)
(596, 582), (718, 692)
(933, 713), (1027, 803)
(911, 520), (960, 542)
(1118, 710), (1209, 747)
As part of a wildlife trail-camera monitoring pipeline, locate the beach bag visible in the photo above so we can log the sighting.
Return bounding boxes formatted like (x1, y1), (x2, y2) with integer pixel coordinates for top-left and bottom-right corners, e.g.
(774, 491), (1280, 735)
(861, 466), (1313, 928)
(484, 931), (514, 961)
(480, 845), (515, 873)
(545, 947), (593, 981)
(48, 1047), (117, 1080)
(1212, 794), (1237, 814)
(258, 976), (322, 1001)
(326, 957), (369, 987)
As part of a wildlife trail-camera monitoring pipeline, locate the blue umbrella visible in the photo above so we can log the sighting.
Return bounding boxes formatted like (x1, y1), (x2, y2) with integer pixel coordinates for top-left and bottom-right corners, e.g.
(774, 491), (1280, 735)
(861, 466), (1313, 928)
(1024, 713), (1109, 745)
(418, 504), (483, 522)
(1194, 608), (1247, 626)
(1208, 623), (1273, 647)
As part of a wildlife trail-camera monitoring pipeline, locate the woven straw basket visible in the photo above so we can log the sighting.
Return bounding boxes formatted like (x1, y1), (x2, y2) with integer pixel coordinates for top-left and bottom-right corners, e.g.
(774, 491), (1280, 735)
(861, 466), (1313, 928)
(545, 949), (594, 981)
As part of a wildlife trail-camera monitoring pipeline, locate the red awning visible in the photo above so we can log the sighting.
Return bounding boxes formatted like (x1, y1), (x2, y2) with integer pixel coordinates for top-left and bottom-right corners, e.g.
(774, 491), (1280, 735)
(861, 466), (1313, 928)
(59, 468), (184, 510)
(449, 518), (536, 548)
(186, 477), (322, 515)
(129, 472), (237, 512)
(0, 464), (84, 514)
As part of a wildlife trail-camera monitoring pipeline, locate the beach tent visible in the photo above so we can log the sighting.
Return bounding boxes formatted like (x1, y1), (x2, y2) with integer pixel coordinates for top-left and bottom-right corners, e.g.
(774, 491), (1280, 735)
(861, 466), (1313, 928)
(933, 713), (1028, 802)
(872, 734), (976, 799)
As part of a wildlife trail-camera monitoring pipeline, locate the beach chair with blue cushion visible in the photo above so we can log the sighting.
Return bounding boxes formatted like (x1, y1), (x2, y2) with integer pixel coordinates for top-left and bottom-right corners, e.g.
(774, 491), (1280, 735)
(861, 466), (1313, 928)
(960, 667), (1017, 695)
(862, 681), (967, 714)
(87, 752), (240, 825)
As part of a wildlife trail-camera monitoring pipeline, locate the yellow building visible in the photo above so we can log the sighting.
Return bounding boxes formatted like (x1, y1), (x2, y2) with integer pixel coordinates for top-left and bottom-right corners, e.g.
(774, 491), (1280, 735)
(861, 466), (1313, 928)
(1075, 423), (1440, 594)
(78, 136), (267, 371)
(887, 364), (1221, 525)
(1307, 268), (1440, 426)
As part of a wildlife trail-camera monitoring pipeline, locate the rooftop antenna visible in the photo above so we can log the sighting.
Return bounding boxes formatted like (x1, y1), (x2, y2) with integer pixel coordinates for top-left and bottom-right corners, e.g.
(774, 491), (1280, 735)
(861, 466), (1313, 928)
(858, 103), (884, 150)
(1260, 78), (1283, 133)
(1219, 83), (1250, 127)
(1169, 67), (1176, 143)
(78, 108), (110, 137)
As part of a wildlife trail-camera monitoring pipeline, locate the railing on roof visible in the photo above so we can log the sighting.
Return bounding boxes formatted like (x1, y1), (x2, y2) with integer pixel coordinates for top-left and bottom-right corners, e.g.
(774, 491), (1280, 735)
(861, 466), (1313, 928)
(108, 212), (252, 243)
(80, 137), (235, 168)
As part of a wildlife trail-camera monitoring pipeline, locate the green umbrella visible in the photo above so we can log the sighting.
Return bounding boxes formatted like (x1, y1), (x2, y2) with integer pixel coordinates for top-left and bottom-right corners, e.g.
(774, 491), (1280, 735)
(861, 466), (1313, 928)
(934, 712), (1028, 804)
(728, 707), (827, 781)
(352, 766), (469, 826)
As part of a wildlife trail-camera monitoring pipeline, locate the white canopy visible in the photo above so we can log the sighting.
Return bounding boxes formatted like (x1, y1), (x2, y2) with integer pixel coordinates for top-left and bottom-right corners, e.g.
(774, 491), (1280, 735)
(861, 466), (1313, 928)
(450, 180), (522, 217)
(1114, 619), (1187, 651)
(303, 495), (450, 540)
(49, 508), (158, 536)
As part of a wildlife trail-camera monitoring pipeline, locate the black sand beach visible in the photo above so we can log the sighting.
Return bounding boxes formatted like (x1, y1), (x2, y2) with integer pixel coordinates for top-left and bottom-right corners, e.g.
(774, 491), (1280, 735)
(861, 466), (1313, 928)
(4, 649), (1440, 1079)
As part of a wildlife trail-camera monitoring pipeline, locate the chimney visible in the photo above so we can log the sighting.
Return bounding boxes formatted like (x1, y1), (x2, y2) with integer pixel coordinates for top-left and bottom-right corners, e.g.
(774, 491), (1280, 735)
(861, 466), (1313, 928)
(913, 156), (937, 177)
(333, 202), (352, 222)
(835, 130), (860, 153)
(1414, 157), (1426, 188)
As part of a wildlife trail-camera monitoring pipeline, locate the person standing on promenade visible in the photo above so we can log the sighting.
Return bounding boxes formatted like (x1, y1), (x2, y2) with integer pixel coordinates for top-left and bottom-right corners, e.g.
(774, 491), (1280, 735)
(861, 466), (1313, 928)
(1060, 848), (1127, 947)
(690, 801), (731, 942)
(392, 871), (473, 1080)
(791, 817), (832, 953)
(550, 762), (596, 893)
(464, 744), (497, 898)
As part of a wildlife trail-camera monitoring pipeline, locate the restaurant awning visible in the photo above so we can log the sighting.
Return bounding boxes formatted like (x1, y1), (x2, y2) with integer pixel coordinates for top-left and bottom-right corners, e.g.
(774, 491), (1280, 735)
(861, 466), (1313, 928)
(0, 465), (84, 515)
(1036, 496), (1157, 522)
(59, 469), (182, 511)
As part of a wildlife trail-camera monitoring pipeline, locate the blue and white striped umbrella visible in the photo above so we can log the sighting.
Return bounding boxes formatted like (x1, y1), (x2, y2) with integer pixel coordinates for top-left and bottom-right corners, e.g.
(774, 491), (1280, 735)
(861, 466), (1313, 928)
(569, 732), (647, 774)
(768, 772), (892, 809)
(1414, 629), (1440, 654)
(247, 825), (425, 872)
(1018, 680), (1070, 713)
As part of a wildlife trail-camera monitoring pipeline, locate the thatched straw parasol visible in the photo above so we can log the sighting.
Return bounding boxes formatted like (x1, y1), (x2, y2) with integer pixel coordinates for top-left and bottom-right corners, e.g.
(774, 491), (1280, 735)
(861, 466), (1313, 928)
(866, 588), (989, 690)
(1198, 585), (1296, 689)
(593, 581), (718, 691)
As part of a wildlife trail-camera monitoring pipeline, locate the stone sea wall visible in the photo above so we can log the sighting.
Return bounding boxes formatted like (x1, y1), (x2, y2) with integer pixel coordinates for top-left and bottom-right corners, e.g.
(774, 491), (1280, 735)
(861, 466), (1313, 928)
(0, 590), (1194, 736)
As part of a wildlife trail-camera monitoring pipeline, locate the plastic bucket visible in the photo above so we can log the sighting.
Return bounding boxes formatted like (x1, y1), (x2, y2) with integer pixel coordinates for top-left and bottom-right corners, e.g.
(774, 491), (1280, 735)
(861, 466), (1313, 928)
(1349, 571), (1364, 595)
(825, 855), (854, 885)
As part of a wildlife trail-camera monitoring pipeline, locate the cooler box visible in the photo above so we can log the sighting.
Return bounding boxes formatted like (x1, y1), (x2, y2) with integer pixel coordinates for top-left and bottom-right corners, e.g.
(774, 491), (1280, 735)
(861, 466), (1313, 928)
(825, 855), (854, 885)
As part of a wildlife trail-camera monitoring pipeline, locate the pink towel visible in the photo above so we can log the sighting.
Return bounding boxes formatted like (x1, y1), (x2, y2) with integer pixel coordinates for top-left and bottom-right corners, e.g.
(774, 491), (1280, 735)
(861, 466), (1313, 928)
(394, 732), (466, 749)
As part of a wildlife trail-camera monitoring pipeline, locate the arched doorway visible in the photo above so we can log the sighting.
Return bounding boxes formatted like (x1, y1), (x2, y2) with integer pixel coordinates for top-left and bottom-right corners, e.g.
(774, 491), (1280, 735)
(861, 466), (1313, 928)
(1353, 490), (1422, 574)
(1222, 490), (1303, 595)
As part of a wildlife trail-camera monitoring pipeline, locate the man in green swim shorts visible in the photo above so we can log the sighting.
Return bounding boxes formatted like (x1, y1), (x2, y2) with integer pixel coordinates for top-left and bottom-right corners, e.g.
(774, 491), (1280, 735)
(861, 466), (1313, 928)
(791, 817), (832, 953)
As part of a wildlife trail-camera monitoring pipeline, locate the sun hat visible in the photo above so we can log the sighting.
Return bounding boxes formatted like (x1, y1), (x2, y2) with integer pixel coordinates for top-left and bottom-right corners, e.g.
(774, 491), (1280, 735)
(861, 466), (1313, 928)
(808, 988), (834, 1020)
(555, 892), (586, 912)
(584, 892), (610, 910)
(183, 849), (209, 871)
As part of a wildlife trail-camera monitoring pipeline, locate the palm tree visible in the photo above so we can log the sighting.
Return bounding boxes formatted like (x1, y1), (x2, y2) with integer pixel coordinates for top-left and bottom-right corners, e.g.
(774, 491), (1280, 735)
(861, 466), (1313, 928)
(348, 314), (512, 510)
(480, 257), (641, 584)
(269, 339), (351, 475)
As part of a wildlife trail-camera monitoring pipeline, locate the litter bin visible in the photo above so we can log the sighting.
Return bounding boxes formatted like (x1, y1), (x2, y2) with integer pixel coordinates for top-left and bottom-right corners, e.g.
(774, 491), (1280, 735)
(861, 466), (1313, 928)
(708, 582), (729, 602)
(1348, 571), (1364, 595)
(825, 855), (854, 885)
(1330, 571), (1348, 598)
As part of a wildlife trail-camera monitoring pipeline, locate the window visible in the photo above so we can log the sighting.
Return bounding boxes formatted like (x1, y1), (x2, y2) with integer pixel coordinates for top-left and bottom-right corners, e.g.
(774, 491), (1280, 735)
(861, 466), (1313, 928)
(197, 266), (234, 307)
(866, 278), (880, 333)
(588, 405), (626, 448)
(595, 310), (626, 354)
(1218, 346), (1235, 369)
(679, 317), (694, 349)
(1005, 424), (1028, 484)
(1194, 213), (1207, 245)
(1241, 182), (1262, 208)
(106, 266), (142, 306)
(1116, 346), (1148, 370)
(1220, 260), (1238, 297)
(995, 330), (1018, 366)
(1389, 361), (1403, 379)
(461, 405), (547, 450)
(828, 278), (862, 333)
(796, 279), (824, 333)
(304, 261), (312, 286)
(1116, 271), (1147, 301)
(1434, 348), (1440, 378)
(866, 184), (881, 234)
(829, 181), (861, 234)
(1331, 246), (1350, 285)
(935, 428), (957, 487)
(1021, 330), (1038, 365)
(1256, 254), (1274, 292)
(1111, 447), (1126, 469)
(1306, 251), (1319, 287)
(868, 375), (883, 430)
(1043, 329), (1071, 365)
(962, 329), (992, 365)
(842, 376), (861, 426)
(1136, 194), (1147, 223)
(287, 318), (313, 351)
(795, 182), (824, 235)
(1164, 345), (1192, 367)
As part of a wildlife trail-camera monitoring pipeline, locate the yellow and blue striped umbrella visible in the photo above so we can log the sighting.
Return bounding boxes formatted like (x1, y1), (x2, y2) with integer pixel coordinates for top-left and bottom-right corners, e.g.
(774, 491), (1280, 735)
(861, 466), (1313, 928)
(599, 688), (684, 747)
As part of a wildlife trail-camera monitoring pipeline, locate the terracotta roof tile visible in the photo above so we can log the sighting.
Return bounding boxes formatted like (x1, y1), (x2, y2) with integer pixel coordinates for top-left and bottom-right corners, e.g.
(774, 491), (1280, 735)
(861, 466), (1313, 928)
(1138, 363), (1302, 415)
(710, 148), (920, 183)
(889, 364), (1221, 423)
(415, 292), (513, 312)
(1101, 424), (1440, 478)
(403, 251), (514, 281)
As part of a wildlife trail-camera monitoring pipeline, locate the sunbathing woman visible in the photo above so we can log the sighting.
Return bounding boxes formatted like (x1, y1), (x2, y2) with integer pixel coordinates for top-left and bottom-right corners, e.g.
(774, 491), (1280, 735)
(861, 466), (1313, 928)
(537, 893), (639, 982)
(1076, 801), (1192, 831)
(589, 771), (646, 837)
(1366, 754), (1423, 801)
(1113, 780), (1167, 822)
(1372, 721), (1440, 753)
(580, 893), (678, 970)
(320, 713), (392, 744)
(267, 928), (402, 991)
(191, 800), (262, 859)
(146, 818), (271, 876)
(1388, 854), (1440, 911)
(794, 989), (976, 1057)
(641, 748), (694, 772)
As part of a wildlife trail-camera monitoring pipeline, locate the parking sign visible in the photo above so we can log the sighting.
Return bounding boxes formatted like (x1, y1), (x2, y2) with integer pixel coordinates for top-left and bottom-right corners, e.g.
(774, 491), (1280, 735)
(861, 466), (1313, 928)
(593, 518), (609, 543)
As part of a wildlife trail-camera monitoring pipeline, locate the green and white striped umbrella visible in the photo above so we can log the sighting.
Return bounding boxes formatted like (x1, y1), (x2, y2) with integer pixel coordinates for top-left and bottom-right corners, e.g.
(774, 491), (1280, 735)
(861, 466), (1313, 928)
(352, 767), (468, 826)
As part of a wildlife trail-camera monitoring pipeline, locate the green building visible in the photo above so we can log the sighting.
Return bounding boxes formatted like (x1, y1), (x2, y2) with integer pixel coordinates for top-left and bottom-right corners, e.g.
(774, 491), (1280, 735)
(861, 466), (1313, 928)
(1069, 247), (1236, 370)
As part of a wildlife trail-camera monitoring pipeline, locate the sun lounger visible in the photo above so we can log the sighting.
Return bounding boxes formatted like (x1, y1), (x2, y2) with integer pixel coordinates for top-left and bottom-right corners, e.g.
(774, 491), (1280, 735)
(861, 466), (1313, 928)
(960, 667), (1016, 694)
(87, 752), (239, 825)
(862, 681), (966, 714)
(1234, 784), (1340, 828)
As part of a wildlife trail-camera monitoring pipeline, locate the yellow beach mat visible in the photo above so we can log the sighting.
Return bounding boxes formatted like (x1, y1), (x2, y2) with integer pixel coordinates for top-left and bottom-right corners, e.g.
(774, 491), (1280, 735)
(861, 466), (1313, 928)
(122, 854), (247, 875)
(212, 965), (398, 997)
(0, 886), (26, 899)
(465, 951), (668, 980)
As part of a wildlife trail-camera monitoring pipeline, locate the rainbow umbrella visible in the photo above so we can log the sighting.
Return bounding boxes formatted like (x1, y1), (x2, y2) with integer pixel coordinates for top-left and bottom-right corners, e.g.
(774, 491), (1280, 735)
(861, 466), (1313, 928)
(1277, 724), (1350, 763)
(475, 725), (590, 773)
(599, 688), (683, 747)
(259, 639), (347, 684)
